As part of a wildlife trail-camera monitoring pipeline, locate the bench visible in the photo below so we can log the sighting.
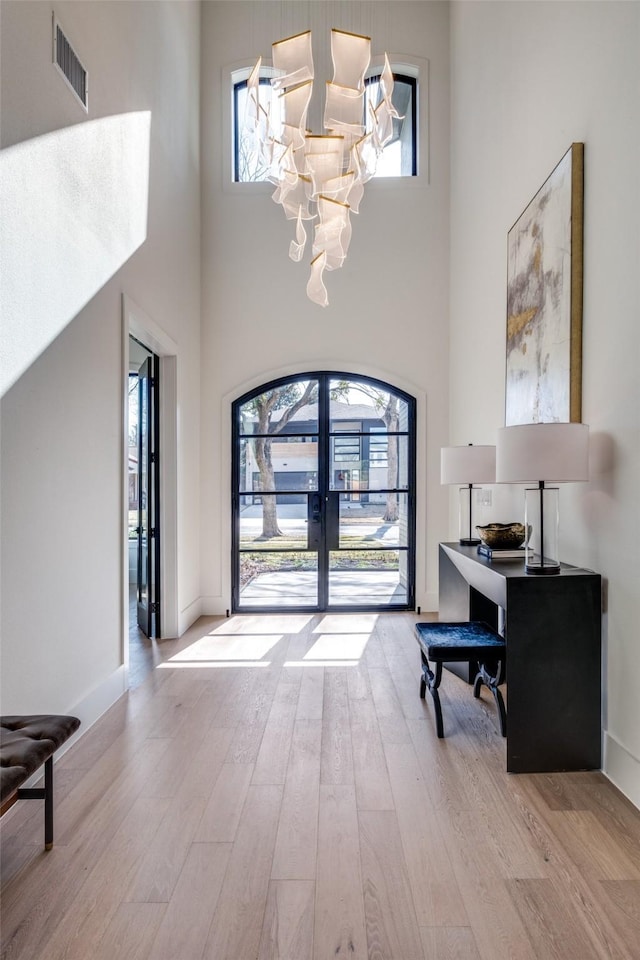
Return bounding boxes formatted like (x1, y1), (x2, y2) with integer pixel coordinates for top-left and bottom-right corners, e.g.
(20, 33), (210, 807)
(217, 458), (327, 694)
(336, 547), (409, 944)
(0, 715), (81, 849)
(415, 621), (506, 738)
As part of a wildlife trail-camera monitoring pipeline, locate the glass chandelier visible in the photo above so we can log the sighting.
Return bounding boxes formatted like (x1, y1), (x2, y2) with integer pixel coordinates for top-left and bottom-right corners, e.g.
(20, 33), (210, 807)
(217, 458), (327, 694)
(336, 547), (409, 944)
(245, 29), (400, 306)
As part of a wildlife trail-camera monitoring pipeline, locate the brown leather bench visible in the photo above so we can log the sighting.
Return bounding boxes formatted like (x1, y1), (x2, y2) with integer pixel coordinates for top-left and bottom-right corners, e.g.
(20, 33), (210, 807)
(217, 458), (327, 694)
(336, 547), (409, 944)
(0, 715), (80, 849)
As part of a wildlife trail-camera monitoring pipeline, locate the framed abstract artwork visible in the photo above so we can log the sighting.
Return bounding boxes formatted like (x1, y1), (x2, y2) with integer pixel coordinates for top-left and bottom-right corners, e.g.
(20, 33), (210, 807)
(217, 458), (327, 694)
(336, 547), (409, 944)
(505, 143), (584, 425)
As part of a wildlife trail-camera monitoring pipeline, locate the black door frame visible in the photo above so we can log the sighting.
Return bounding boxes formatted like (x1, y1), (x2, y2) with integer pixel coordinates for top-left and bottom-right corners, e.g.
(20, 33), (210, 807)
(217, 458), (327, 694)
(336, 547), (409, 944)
(231, 371), (416, 614)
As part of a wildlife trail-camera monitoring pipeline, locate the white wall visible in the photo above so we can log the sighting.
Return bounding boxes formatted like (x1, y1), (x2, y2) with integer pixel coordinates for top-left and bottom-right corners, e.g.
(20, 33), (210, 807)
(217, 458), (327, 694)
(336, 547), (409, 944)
(0, 1), (202, 723)
(200, 0), (451, 614)
(449, 1), (640, 806)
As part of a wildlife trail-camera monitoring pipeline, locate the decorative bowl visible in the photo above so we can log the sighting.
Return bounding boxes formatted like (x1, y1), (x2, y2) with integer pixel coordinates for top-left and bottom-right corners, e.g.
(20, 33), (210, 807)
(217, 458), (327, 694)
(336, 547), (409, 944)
(476, 522), (527, 549)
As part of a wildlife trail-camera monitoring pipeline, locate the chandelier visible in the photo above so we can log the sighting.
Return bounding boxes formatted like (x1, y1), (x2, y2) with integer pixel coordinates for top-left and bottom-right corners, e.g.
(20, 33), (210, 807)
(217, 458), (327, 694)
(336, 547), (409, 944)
(245, 29), (399, 306)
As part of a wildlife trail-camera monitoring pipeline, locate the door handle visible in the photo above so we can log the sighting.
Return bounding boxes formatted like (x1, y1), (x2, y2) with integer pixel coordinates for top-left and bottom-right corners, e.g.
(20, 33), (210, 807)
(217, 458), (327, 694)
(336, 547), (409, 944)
(311, 493), (322, 522)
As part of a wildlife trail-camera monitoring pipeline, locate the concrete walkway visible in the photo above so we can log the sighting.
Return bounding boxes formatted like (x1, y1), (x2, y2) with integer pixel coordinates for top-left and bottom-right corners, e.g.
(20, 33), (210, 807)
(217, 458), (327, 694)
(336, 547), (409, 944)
(240, 570), (406, 607)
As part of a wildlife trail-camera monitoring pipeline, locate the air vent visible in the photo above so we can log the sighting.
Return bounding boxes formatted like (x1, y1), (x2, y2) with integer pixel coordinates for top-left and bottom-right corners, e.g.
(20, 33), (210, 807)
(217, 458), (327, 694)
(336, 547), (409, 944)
(53, 17), (88, 110)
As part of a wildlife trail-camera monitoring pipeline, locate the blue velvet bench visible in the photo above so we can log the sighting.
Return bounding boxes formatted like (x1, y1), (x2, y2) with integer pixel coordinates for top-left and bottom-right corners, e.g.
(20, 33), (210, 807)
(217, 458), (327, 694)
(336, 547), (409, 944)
(415, 622), (506, 738)
(0, 715), (81, 849)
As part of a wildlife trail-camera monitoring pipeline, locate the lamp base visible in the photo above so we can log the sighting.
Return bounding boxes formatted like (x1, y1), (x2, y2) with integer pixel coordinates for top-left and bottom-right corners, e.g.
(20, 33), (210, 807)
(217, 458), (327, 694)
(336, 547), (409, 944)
(525, 562), (561, 576)
(524, 485), (560, 575)
(460, 538), (481, 546)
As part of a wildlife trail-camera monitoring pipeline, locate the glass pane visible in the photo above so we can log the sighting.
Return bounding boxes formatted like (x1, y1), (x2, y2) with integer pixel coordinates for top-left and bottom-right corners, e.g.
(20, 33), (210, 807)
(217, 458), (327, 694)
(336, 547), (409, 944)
(235, 80), (282, 183)
(329, 435), (408, 490)
(239, 437), (318, 493)
(239, 380), (319, 434)
(127, 375), (139, 540)
(138, 377), (149, 608)
(337, 494), (408, 549)
(239, 495), (311, 550)
(240, 552), (318, 607)
(138, 533), (148, 604)
(328, 550), (408, 606)
(330, 418), (365, 435)
(329, 379), (409, 432)
(364, 76), (415, 178)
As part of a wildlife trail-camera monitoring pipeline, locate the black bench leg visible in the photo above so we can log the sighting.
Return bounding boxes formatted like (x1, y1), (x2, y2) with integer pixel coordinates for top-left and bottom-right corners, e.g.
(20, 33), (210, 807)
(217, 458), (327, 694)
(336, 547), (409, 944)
(44, 756), (54, 850)
(473, 662), (507, 737)
(491, 686), (507, 738)
(15, 756), (55, 849)
(420, 652), (445, 738)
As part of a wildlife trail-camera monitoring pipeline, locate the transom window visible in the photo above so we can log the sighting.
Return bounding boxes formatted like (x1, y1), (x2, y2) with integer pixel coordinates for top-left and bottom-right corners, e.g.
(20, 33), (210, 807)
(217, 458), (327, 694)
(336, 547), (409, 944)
(233, 77), (274, 183)
(363, 74), (417, 177)
(233, 70), (417, 183)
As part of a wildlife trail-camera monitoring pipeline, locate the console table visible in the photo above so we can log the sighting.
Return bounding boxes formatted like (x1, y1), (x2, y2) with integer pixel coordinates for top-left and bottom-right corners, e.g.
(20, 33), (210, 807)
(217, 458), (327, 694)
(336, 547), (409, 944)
(439, 542), (602, 773)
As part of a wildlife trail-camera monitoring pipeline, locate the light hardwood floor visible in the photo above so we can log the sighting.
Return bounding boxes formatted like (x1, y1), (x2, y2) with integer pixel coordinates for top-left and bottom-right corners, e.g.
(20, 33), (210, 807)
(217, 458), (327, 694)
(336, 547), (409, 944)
(1, 612), (639, 960)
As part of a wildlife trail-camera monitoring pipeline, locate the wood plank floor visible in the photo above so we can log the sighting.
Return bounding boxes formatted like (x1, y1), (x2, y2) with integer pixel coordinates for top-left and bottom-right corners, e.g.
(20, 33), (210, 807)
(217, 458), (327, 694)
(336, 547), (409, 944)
(2, 612), (639, 960)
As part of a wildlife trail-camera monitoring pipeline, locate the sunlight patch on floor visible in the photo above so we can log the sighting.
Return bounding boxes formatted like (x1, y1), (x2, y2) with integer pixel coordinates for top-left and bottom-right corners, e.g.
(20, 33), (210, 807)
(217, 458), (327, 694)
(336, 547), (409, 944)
(157, 660), (272, 669)
(168, 634), (282, 662)
(208, 615), (313, 635)
(303, 633), (371, 660)
(312, 614), (379, 634)
(157, 611), (378, 672)
(283, 660), (361, 668)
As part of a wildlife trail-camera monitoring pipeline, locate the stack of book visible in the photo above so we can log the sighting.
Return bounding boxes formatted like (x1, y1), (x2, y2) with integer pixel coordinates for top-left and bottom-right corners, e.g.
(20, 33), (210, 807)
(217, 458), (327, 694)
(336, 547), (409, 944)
(477, 544), (525, 561)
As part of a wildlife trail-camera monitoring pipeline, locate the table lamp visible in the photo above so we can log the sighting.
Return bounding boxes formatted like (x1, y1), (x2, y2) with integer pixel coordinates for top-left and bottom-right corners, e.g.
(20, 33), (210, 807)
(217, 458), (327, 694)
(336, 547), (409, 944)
(495, 422), (589, 574)
(441, 444), (496, 546)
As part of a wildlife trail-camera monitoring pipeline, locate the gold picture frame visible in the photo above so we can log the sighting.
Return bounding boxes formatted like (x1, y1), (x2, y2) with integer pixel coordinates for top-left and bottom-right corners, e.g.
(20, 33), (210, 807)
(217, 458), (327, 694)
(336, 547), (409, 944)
(505, 143), (584, 425)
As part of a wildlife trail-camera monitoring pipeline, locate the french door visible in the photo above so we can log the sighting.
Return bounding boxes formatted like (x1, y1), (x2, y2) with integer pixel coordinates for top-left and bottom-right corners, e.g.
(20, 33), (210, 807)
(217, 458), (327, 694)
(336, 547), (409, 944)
(232, 373), (415, 612)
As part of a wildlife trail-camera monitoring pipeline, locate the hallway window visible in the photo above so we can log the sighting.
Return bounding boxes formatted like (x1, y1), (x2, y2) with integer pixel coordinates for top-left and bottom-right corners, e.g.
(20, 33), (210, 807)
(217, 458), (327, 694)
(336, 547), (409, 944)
(234, 76), (278, 182)
(233, 69), (417, 182)
(364, 72), (417, 177)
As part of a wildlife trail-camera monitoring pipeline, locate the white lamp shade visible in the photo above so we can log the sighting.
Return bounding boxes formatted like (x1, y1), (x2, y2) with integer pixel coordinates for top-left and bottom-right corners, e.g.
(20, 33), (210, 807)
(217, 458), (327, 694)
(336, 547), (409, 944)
(496, 423), (589, 483)
(441, 445), (496, 485)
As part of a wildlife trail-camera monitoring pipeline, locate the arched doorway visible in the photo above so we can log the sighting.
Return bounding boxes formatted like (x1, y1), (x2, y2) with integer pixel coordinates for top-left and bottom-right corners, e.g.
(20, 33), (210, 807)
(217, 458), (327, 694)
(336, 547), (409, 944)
(232, 373), (416, 612)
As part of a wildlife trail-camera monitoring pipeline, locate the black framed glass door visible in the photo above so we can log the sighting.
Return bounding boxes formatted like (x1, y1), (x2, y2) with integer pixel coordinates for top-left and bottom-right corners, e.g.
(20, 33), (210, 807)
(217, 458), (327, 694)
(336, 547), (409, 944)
(136, 354), (160, 637)
(232, 373), (415, 612)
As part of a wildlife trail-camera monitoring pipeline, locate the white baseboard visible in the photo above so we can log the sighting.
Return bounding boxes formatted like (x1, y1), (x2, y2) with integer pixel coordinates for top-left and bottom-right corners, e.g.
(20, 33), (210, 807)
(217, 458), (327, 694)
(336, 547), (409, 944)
(19, 666), (127, 787)
(64, 665), (127, 750)
(178, 596), (204, 635)
(603, 732), (640, 810)
(416, 591), (439, 613)
(200, 595), (229, 617)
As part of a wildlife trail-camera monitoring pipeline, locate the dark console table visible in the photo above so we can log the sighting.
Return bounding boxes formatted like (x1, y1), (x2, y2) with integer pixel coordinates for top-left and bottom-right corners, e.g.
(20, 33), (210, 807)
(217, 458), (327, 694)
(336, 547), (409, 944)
(439, 542), (602, 773)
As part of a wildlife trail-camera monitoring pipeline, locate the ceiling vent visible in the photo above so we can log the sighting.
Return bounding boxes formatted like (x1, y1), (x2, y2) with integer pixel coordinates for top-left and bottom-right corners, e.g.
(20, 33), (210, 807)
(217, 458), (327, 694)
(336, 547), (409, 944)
(53, 17), (88, 110)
